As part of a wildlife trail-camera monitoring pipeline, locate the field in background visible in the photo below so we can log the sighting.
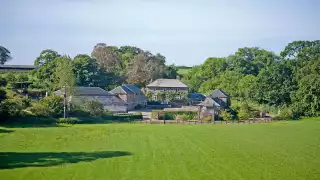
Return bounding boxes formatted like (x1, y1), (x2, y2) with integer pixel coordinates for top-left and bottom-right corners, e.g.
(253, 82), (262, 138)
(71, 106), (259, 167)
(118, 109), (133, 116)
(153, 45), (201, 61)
(1, 119), (320, 180)
(177, 66), (192, 76)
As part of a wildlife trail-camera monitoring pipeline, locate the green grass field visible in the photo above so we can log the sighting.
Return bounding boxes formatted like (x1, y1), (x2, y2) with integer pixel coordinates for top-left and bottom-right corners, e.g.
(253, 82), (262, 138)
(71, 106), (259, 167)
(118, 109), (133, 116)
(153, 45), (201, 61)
(177, 67), (191, 76)
(1, 119), (320, 180)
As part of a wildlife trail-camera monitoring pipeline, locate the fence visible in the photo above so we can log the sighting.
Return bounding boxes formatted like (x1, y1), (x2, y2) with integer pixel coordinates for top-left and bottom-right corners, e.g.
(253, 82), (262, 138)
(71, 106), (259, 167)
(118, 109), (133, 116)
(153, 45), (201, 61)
(131, 118), (273, 124)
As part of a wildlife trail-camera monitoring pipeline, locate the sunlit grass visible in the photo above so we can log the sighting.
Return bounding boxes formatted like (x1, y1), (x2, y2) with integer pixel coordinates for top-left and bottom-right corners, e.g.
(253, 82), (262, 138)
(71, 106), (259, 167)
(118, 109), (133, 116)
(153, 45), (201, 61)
(1, 119), (320, 180)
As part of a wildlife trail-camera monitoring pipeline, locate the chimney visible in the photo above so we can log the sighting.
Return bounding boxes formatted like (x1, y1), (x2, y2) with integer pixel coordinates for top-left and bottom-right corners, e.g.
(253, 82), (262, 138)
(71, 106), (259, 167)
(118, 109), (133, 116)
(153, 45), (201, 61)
(176, 75), (180, 80)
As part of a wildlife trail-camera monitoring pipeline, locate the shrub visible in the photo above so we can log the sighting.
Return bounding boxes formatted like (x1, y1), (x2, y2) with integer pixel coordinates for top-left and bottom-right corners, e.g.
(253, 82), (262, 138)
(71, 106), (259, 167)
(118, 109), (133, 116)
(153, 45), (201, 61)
(57, 117), (80, 124)
(202, 116), (212, 122)
(151, 110), (197, 120)
(82, 100), (104, 117)
(0, 98), (25, 119)
(221, 110), (232, 121)
(0, 87), (6, 101)
(237, 108), (251, 120)
(176, 114), (188, 121)
(273, 107), (298, 120)
(29, 95), (63, 117)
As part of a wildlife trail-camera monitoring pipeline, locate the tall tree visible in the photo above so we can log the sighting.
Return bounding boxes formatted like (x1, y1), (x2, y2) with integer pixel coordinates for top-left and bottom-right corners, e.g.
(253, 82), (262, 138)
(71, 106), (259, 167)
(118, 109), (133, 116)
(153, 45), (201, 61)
(54, 56), (75, 94)
(280, 40), (320, 60)
(0, 46), (12, 65)
(72, 54), (116, 89)
(32, 50), (61, 90)
(126, 53), (150, 86)
(227, 47), (279, 75)
(91, 43), (123, 73)
(253, 61), (296, 106)
(34, 49), (60, 67)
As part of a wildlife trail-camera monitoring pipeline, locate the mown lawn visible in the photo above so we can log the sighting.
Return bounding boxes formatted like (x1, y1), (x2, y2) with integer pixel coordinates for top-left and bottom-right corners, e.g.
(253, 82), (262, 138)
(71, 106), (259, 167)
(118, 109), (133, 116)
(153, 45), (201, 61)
(1, 119), (320, 180)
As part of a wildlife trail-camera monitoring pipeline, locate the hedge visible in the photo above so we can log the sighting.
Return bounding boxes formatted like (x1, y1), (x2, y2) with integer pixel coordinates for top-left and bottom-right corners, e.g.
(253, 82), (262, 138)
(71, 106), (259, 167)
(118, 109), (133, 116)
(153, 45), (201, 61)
(151, 110), (197, 120)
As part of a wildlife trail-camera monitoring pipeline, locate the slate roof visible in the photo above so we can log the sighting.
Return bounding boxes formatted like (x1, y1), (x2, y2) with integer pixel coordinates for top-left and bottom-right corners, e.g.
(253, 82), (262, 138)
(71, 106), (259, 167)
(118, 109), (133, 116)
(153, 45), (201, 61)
(189, 93), (206, 101)
(0, 65), (35, 70)
(54, 87), (114, 96)
(146, 79), (188, 88)
(200, 97), (221, 107)
(210, 89), (228, 98)
(123, 84), (142, 93)
(110, 84), (143, 94)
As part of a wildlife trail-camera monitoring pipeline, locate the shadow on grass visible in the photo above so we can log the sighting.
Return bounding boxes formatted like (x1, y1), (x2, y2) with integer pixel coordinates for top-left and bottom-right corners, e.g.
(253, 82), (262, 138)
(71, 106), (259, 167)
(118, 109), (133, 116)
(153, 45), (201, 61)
(0, 129), (14, 133)
(0, 151), (132, 169)
(0, 117), (64, 128)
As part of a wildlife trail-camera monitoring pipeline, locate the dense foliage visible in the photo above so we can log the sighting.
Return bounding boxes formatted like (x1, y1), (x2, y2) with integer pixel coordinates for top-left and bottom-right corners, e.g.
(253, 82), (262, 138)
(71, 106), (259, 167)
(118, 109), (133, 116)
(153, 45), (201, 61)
(28, 44), (178, 92)
(151, 110), (197, 120)
(184, 40), (320, 116)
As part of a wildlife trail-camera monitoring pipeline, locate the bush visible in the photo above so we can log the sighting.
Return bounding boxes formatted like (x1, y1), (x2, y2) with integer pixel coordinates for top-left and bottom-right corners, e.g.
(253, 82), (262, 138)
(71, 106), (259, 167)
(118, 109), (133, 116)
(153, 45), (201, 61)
(273, 107), (297, 120)
(151, 110), (197, 120)
(82, 100), (104, 117)
(0, 98), (25, 120)
(221, 110), (232, 121)
(29, 95), (63, 117)
(175, 114), (188, 121)
(0, 88), (6, 101)
(202, 116), (212, 122)
(57, 117), (80, 124)
(237, 108), (251, 120)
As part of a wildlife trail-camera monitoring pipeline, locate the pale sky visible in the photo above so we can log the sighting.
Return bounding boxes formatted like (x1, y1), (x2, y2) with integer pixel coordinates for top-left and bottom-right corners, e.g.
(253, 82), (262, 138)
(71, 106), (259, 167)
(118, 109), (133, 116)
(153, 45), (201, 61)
(1, 0), (320, 66)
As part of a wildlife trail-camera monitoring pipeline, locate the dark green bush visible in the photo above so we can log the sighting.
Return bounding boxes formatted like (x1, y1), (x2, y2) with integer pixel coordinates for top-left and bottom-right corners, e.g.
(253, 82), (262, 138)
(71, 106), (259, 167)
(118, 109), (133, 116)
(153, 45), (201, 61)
(0, 98), (25, 120)
(0, 87), (6, 101)
(57, 117), (80, 124)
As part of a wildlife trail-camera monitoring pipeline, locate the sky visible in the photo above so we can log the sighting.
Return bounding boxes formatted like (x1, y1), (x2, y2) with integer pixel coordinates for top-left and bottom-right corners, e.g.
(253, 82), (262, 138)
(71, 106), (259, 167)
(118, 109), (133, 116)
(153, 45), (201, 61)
(1, 0), (320, 66)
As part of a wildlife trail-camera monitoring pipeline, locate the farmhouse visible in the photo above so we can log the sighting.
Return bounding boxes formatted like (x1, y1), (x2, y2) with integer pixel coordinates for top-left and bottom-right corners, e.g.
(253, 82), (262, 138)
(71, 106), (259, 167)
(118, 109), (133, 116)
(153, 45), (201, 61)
(110, 84), (147, 110)
(146, 78), (188, 101)
(200, 89), (230, 119)
(54, 87), (128, 113)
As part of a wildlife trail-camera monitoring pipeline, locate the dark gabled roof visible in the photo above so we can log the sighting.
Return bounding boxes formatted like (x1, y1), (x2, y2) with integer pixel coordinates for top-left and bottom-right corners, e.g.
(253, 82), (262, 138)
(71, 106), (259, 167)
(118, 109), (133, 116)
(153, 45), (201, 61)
(147, 79), (188, 88)
(54, 87), (114, 96)
(110, 84), (142, 94)
(210, 89), (228, 98)
(189, 93), (206, 101)
(200, 96), (221, 107)
(0, 65), (35, 70)
(123, 84), (142, 93)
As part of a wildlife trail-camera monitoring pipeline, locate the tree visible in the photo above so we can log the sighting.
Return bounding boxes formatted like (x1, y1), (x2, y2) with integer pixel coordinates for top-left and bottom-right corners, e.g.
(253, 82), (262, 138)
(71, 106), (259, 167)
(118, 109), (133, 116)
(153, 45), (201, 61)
(0, 46), (12, 65)
(91, 43), (123, 73)
(82, 99), (104, 116)
(17, 73), (28, 82)
(126, 53), (150, 86)
(32, 50), (61, 91)
(227, 47), (279, 75)
(280, 40), (320, 60)
(4, 72), (17, 84)
(253, 61), (296, 106)
(291, 55), (320, 116)
(238, 75), (257, 100)
(34, 49), (60, 67)
(165, 65), (178, 79)
(54, 56), (75, 95)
